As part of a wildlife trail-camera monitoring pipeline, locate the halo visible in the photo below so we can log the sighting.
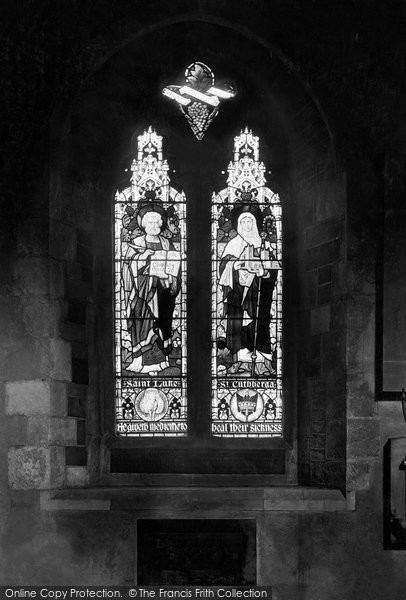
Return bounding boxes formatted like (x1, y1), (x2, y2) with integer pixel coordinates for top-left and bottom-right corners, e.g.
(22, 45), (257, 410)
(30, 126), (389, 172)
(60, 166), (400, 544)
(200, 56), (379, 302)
(136, 202), (168, 230)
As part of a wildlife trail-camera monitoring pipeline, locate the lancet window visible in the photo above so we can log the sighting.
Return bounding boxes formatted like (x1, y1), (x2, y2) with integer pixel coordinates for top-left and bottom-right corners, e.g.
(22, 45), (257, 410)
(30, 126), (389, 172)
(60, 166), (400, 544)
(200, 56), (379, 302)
(114, 128), (187, 437)
(211, 129), (283, 437)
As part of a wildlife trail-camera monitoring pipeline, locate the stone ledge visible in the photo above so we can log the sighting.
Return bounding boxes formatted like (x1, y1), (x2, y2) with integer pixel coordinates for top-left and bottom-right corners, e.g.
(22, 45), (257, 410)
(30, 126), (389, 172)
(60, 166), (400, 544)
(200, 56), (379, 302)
(40, 491), (110, 511)
(40, 486), (354, 513)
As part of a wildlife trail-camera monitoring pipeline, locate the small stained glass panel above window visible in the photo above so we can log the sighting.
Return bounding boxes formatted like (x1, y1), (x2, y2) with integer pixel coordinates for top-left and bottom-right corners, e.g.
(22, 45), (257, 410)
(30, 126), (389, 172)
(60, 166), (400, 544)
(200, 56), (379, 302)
(115, 127), (187, 436)
(162, 62), (236, 140)
(211, 128), (283, 437)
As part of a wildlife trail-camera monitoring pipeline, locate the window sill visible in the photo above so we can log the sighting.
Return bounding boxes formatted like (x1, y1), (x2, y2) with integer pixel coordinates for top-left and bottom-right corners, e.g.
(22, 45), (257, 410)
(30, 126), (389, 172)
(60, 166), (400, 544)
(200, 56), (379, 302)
(40, 486), (355, 513)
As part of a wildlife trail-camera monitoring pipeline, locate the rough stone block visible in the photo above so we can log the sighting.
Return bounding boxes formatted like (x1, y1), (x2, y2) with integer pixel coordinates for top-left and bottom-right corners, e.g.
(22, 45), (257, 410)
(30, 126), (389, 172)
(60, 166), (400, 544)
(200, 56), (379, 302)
(298, 397), (311, 435)
(13, 258), (49, 295)
(311, 460), (345, 489)
(19, 296), (55, 337)
(312, 420), (326, 435)
(66, 466), (89, 487)
(318, 265), (332, 285)
(311, 408), (327, 422)
(300, 267), (318, 308)
(310, 434), (326, 450)
(321, 330), (346, 373)
(72, 358), (89, 385)
(50, 380), (68, 416)
(347, 296), (375, 373)
(65, 446), (87, 466)
(325, 370), (346, 419)
(306, 219), (342, 248)
(378, 402), (406, 440)
(331, 261), (346, 296)
(68, 395), (86, 418)
(298, 463), (311, 485)
(8, 446), (50, 489)
(50, 339), (72, 381)
(4, 415), (28, 446)
(346, 261), (375, 296)
(298, 436), (310, 464)
(306, 239), (340, 270)
(5, 380), (51, 415)
(346, 460), (371, 490)
(76, 419), (86, 445)
(314, 172), (346, 221)
(0, 295), (24, 343)
(347, 373), (376, 417)
(318, 283), (332, 305)
(9, 489), (41, 508)
(49, 417), (77, 445)
(308, 378), (326, 411)
(383, 360), (406, 392)
(347, 233), (376, 293)
(67, 382), (87, 398)
(311, 304), (331, 335)
(348, 295), (375, 331)
(310, 448), (325, 461)
(72, 341), (88, 359)
(1, 339), (51, 380)
(326, 419), (346, 459)
(26, 416), (51, 445)
(331, 295), (347, 331)
(50, 446), (66, 488)
(347, 418), (380, 458)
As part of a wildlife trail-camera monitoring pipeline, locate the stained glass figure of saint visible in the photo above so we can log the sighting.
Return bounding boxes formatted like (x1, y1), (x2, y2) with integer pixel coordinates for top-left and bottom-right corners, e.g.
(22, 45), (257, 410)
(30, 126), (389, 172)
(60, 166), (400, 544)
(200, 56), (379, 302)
(122, 203), (181, 374)
(115, 128), (187, 436)
(211, 128), (283, 437)
(219, 205), (278, 377)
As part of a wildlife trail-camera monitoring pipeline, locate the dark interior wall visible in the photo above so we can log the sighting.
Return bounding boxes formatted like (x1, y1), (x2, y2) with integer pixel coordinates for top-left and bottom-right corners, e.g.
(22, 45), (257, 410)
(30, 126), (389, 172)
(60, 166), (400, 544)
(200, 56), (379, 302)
(1, 0), (406, 597)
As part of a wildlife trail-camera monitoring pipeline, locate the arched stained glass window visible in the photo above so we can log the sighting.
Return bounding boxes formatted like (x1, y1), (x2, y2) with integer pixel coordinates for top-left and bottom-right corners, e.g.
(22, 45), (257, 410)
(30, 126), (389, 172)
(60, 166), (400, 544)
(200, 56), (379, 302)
(114, 128), (187, 437)
(211, 128), (283, 437)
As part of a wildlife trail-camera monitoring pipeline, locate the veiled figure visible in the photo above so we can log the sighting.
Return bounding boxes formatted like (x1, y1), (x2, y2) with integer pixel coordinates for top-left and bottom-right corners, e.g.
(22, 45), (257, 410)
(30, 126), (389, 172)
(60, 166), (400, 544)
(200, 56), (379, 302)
(219, 208), (277, 374)
(122, 205), (180, 374)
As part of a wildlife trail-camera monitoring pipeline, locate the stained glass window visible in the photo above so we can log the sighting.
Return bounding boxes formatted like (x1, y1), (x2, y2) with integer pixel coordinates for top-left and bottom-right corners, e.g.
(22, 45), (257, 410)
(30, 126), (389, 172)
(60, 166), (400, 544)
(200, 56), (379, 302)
(115, 128), (187, 436)
(211, 128), (283, 437)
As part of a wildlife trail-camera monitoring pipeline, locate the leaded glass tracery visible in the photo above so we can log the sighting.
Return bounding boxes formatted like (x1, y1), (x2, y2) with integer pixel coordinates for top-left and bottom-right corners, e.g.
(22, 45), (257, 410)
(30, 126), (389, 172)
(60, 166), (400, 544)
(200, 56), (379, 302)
(162, 62), (236, 140)
(115, 127), (187, 436)
(211, 128), (283, 437)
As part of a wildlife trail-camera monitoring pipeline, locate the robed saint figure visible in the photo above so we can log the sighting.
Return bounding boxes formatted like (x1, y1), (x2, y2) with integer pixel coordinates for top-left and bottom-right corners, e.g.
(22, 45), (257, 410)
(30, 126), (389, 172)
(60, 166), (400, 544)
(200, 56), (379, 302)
(219, 207), (277, 375)
(122, 204), (180, 375)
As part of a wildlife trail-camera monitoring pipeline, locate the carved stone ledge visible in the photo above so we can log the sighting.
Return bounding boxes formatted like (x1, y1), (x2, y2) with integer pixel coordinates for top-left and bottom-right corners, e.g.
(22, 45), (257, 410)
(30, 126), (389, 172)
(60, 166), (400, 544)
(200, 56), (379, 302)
(40, 486), (355, 513)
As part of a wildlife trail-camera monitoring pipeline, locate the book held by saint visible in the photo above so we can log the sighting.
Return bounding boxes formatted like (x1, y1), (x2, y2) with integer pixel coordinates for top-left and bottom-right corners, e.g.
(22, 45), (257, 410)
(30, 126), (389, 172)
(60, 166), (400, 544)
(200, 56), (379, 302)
(149, 250), (181, 278)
